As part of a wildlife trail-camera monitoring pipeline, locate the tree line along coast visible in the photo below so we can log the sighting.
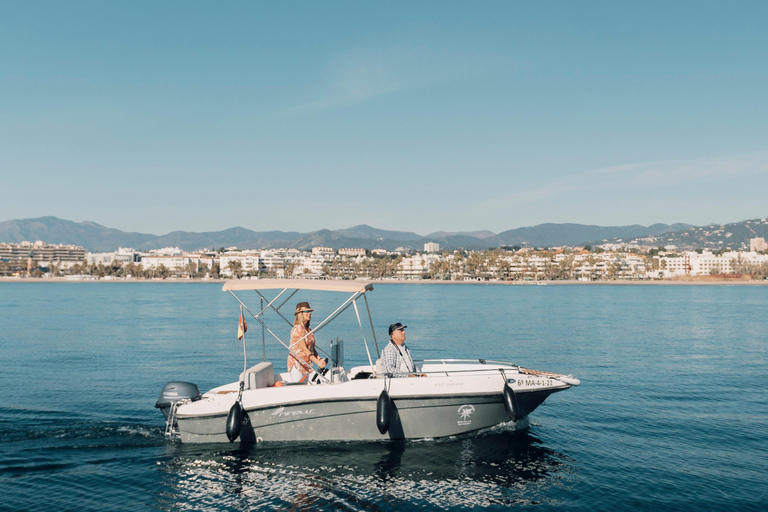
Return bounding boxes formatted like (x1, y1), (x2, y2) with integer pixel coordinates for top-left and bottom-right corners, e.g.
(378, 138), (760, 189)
(2, 239), (768, 282)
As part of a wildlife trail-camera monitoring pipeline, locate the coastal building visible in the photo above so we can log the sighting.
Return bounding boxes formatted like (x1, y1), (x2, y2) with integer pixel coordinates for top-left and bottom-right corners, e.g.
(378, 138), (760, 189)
(652, 250), (768, 277)
(750, 237), (767, 252)
(141, 255), (188, 272)
(148, 246), (183, 256)
(0, 241), (85, 268)
(398, 253), (440, 279)
(295, 255), (327, 275)
(258, 250), (285, 274)
(140, 253), (217, 275)
(338, 248), (366, 257)
(312, 247), (334, 256)
(424, 242), (440, 253)
(86, 247), (142, 266)
(219, 251), (264, 277)
(187, 253), (218, 273)
(398, 255), (426, 279)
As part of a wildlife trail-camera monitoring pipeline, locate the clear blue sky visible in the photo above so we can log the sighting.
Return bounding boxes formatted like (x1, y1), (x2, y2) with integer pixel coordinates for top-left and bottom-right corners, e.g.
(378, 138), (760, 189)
(2, 1), (767, 235)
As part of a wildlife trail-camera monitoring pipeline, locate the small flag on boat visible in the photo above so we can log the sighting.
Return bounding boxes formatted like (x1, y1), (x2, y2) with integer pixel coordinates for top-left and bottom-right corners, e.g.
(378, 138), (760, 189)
(238, 308), (247, 340)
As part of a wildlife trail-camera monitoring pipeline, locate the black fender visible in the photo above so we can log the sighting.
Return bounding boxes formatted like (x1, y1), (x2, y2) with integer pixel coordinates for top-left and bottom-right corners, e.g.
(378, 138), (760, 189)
(376, 390), (391, 435)
(226, 400), (244, 442)
(503, 383), (520, 422)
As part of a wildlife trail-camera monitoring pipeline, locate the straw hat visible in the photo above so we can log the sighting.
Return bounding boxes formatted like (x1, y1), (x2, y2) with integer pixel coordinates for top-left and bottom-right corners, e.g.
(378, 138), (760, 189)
(294, 302), (314, 315)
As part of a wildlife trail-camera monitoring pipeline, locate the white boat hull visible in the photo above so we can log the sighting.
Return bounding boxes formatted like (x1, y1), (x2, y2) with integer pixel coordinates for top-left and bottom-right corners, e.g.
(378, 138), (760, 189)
(173, 363), (571, 443)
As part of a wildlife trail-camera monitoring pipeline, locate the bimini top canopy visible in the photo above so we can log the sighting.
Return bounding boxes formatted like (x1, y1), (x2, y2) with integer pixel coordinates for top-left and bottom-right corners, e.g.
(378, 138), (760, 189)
(222, 279), (373, 293)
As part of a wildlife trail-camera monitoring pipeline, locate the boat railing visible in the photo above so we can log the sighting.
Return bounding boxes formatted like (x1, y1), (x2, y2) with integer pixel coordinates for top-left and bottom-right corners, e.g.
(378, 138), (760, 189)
(404, 359), (520, 378)
(418, 358), (518, 367)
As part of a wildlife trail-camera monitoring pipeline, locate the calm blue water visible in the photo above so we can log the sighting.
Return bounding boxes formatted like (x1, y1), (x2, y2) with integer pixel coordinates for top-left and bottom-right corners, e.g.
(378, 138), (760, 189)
(1, 282), (766, 511)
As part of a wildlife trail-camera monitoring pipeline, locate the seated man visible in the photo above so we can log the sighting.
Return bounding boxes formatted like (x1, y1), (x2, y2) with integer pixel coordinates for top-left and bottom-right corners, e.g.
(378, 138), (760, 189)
(380, 323), (425, 377)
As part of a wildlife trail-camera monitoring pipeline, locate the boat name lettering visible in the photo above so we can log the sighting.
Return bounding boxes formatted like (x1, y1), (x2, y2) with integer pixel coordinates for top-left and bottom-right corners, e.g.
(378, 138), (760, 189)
(517, 379), (553, 387)
(270, 407), (318, 418)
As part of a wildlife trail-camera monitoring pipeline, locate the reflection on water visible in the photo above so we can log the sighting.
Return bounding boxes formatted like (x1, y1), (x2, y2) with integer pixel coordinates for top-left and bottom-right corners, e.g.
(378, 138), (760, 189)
(155, 423), (573, 510)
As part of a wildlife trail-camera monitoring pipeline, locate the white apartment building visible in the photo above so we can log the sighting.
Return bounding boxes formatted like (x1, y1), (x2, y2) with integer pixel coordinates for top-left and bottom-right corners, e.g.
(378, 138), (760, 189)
(338, 248), (366, 257)
(294, 255), (327, 275)
(500, 253), (553, 278)
(424, 242), (440, 253)
(1, 241), (85, 268)
(497, 252), (646, 280)
(219, 251), (264, 276)
(399, 253), (440, 279)
(750, 237), (767, 252)
(141, 255), (188, 271)
(86, 247), (142, 266)
(140, 253), (216, 273)
(147, 246), (183, 256)
(188, 253), (217, 272)
(654, 250), (768, 277)
(257, 250), (285, 274)
(312, 247), (334, 256)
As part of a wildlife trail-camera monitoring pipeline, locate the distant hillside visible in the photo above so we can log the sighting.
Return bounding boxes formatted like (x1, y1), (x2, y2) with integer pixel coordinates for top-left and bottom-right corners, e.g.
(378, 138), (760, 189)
(2, 215), (764, 253)
(489, 223), (694, 248)
(617, 218), (768, 251)
(284, 231), (493, 252)
(0, 217), (302, 252)
(333, 225), (422, 241)
(0, 217), (157, 252)
(148, 227), (303, 252)
(426, 230), (496, 240)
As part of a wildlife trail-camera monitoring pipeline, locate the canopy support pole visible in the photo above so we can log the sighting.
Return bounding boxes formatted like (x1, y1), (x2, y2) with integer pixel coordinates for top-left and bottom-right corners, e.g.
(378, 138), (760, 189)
(255, 289), (297, 327)
(228, 290), (305, 366)
(363, 293), (380, 358)
(353, 299), (375, 371)
(261, 297), (266, 362)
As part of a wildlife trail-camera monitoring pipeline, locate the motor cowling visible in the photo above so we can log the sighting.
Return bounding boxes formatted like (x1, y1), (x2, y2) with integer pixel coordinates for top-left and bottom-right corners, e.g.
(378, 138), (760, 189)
(155, 381), (201, 420)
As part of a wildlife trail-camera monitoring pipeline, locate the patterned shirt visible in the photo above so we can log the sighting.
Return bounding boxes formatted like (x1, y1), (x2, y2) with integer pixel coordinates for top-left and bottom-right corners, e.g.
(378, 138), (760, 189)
(380, 340), (415, 376)
(287, 324), (316, 374)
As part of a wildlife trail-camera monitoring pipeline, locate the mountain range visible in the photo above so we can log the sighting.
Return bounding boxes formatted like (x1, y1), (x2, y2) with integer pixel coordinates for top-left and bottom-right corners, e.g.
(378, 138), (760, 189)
(0, 216), (765, 253)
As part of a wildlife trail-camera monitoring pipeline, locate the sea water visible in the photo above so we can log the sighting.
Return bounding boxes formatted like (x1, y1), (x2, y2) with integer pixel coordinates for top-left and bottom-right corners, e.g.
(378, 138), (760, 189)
(0, 282), (766, 511)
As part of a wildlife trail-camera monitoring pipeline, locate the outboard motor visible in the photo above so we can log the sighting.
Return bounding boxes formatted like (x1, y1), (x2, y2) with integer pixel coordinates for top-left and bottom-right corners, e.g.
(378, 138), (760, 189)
(155, 381), (201, 421)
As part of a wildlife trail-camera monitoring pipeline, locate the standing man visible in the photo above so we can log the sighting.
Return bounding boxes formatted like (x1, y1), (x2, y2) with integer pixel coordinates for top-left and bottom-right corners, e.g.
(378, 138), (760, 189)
(380, 323), (425, 377)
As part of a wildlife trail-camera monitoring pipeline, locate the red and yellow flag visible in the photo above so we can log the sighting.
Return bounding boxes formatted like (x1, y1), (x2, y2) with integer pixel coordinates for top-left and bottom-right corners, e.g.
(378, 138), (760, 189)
(238, 311), (247, 340)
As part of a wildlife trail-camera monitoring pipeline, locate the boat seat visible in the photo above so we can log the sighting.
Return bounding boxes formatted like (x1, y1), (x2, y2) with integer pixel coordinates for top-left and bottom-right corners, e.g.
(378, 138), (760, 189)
(278, 370), (308, 385)
(239, 361), (275, 390)
(374, 358), (384, 377)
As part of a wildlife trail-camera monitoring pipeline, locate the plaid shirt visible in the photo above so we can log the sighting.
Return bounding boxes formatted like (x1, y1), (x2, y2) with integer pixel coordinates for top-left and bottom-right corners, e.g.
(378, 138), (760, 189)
(380, 340), (415, 376)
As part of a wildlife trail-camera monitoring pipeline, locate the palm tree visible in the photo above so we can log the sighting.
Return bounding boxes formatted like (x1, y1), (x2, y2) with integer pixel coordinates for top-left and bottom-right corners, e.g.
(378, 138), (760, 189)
(558, 255), (575, 280)
(184, 261), (198, 279)
(429, 259), (451, 280)
(155, 264), (170, 279)
(228, 260), (243, 278)
(466, 252), (485, 277)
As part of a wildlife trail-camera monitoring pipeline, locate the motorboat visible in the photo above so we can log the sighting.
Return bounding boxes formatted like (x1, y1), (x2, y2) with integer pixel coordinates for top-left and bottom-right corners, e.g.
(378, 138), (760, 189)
(156, 279), (580, 443)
